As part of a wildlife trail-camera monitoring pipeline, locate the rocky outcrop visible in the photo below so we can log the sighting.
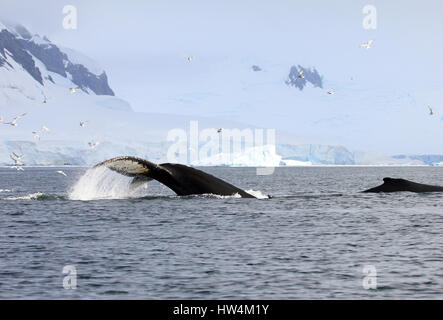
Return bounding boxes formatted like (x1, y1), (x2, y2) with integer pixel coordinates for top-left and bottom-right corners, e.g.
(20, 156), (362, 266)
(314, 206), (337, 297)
(0, 23), (114, 96)
(251, 65), (262, 72)
(0, 29), (43, 84)
(285, 65), (323, 90)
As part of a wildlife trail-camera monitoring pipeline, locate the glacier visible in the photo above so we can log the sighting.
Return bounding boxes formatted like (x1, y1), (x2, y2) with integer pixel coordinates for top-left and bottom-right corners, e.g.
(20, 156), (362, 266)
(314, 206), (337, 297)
(191, 145), (282, 167)
(1, 21), (441, 167)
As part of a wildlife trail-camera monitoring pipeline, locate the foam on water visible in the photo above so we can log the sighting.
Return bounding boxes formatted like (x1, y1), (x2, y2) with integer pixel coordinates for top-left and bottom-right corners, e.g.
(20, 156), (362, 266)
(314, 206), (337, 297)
(68, 167), (149, 200)
(202, 193), (242, 199)
(245, 189), (270, 199)
(3, 192), (46, 200)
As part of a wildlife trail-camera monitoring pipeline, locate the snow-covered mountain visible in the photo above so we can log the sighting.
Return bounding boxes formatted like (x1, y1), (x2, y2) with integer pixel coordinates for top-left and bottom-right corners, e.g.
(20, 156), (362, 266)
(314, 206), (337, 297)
(0, 22), (113, 95)
(0, 22), (347, 167)
(0, 22), (439, 167)
(0, 22), (162, 165)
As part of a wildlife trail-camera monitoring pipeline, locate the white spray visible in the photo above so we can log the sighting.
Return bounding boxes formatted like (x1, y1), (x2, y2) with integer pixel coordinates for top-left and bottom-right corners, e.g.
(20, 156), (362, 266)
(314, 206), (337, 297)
(68, 166), (149, 200)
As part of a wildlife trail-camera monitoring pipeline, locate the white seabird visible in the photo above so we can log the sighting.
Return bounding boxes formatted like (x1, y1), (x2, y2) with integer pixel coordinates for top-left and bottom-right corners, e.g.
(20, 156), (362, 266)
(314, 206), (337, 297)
(10, 152), (23, 165)
(88, 141), (100, 149)
(360, 40), (374, 49)
(32, 131), (41, 140)
(3, 113), (27, 127)
(56, 170), (67, 177)
(428, 106), (434, 115)
(10, 166), (24, 171)
(70, 86), (81, 94)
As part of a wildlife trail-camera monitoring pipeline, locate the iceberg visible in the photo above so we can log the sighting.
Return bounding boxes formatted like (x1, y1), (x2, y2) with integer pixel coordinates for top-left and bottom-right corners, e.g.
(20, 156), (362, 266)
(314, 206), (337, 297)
(280, 159), (312, 166)
(191, 145), (282, 167)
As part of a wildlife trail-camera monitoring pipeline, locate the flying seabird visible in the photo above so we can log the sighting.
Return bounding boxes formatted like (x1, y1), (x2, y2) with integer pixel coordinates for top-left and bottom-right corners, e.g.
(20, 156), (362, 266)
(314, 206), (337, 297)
(10, 166), (24, 171)
(428, 106), (434, 115)
(3, 113), (27, 127)
(70, 86), (81, 94)
(41, 92), (48, 104)
(80, 120), (88, 127)
(41, 125), (51, 133)
(56, 170), (67, 177)
(360, 40), (374, 49)
(88, 141), (100, 149)
(32, 131), (40, 140)
(10, 152), (23, 165)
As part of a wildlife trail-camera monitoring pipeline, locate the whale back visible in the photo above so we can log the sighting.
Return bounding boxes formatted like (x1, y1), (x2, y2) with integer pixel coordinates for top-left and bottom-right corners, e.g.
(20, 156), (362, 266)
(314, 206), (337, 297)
(363, 177), (443, 193)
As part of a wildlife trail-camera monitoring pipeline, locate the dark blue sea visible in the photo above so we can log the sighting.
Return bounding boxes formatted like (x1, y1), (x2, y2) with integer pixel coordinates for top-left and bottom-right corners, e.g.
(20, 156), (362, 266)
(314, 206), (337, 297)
(1, 166), (443, 299)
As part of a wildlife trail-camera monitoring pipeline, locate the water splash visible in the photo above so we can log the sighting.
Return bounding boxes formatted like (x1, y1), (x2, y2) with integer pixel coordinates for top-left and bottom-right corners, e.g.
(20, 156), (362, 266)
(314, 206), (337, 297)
(68, 166), (149, 200)
(244, 189), (270, 199)
(201, 193), (242, 199)
(67, 167), (268, 200)
(3, 192), (47, 201)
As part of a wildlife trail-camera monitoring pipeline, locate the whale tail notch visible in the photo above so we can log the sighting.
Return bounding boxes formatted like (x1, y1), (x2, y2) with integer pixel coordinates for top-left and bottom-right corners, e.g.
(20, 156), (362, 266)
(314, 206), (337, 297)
(94, 156), (256, 198)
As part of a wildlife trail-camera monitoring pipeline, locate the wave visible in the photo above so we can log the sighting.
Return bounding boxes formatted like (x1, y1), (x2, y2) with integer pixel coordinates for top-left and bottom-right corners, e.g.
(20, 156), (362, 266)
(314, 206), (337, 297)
(0, 190), (344, 202)
(2, 192), (64, 201)
(199, 193), (242, 199)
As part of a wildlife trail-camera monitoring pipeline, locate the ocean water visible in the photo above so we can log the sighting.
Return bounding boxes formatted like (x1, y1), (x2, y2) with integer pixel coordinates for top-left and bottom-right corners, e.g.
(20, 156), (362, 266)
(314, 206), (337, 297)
(1, 166), (443, 299)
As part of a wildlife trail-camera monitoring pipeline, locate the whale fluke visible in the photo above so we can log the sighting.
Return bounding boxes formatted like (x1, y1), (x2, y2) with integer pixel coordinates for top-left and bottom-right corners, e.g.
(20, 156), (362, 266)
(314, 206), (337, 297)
(94, 156), (256, 198)
(363, 177), (443, 193)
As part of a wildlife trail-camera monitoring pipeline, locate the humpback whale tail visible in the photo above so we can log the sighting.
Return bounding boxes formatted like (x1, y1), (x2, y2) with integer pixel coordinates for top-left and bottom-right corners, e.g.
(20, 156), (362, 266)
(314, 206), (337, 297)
(95, 156), (256, 198)
(363, 177), (443, 193)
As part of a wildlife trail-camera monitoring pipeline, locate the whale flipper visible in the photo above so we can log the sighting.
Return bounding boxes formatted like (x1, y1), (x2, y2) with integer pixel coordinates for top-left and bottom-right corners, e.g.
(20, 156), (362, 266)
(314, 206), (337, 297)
(363, 177), (443, 193)
(95, 156), (256, 198)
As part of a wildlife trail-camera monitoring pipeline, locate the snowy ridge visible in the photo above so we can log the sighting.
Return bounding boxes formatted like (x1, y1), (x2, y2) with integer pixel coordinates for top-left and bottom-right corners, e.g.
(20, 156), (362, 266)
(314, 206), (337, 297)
(1, 21), (442, 167)
(29, 34), (50, 46)
(0, 21), (114, 95)
(59, 46), (104, 76)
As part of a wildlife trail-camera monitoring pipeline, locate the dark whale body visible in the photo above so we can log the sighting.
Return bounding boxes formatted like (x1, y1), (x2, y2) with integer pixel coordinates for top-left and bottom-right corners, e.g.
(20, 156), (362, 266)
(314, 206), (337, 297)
(95, 156), (256, 198)
(363, 177), (443, 193)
